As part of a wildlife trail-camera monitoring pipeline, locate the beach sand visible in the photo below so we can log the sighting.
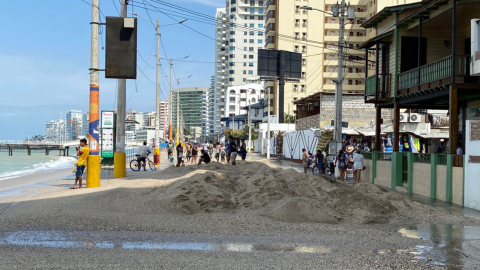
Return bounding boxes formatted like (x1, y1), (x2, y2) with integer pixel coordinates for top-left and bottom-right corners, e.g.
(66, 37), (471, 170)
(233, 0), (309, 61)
(0, 159), (477, 269)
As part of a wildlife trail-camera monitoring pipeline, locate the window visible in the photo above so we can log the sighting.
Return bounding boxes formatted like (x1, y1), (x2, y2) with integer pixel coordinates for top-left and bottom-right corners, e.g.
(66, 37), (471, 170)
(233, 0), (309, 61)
(244, 39), (247, 42)
(252, 98), (256, 103)
(258, 16), (264, 20)
(244, 55), (247, 58)
(249, 47), (254, 51)
(249, 31), (254, 35)
(230, 15), (235, 19)
(249, 55), (254, 59)
(229, 78), (235, 81)
(258, 39), (263, 44)
(258, 31), (263, 36)
(240, 89), (247, 93)
(250, 0), (255, 5)
(230, 54), (235, 58)
(295, 32), (299, 39)
(243, 70), (247, 74)
(294, 46), (299, 52)
(248, 70), (253, 75)
(348, 80), (353, 85)
(259, 0), (263, 4)
(250, 16), (255, 19)
(244, 23), (248, 27)
(244, 31), (248, 35)
(293, 84), (298, 91)
(249, 62), (254, 67)
(241, 98), (246, 102)
(302, 58), (306, 65)
(302, 46), (306, 52)
(303, 20), (307, 26)
(251, 89), (256, 94)
(229, 97), (236, 102)
(258, 24), (263, 28)
(258, 8), (264, 14)
(250, 8), (255, 14)
(230, 38), (235, 42)
(250, 23), (254, 28)
(230, 23), (235, 27)
(295, 19), (300, 27)
(229, 62), (235, 66)
(230, 31), (235, 35)
(249, 39), (254, 43)
(229, 70), (235, 74)
(301, 85), (305, 91)
(231, 0), (236, 3)
(301, 72), (306, 78)
(231, 7), (236, 12)
(244, 47), (247, 51)
(229, 46), (235, 51)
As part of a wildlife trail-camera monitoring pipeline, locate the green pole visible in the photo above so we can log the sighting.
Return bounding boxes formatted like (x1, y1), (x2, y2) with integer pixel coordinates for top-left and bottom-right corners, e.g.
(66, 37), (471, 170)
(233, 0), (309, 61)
(391, 152), (403, 190)
(431, 154), (438, 200)
(446, 154), (454, 204)
(407, 152), (414, 195)
(372, 151), (378, 184)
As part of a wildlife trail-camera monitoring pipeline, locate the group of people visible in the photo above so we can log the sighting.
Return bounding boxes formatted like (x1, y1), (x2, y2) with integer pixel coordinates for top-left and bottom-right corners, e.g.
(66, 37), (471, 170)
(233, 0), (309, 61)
(301, 145), (365, 184)
(165, 137), (249, 167)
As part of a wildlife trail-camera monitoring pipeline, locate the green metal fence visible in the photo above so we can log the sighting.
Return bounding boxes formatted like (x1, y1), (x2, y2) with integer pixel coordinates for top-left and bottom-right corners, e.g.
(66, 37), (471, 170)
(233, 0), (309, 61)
(438, 154), (447, 165)
(378, 152), (392, 160)
(414, 153), (431, 163)
(362, 152), (372, 160)
(366, 76), (376, 96)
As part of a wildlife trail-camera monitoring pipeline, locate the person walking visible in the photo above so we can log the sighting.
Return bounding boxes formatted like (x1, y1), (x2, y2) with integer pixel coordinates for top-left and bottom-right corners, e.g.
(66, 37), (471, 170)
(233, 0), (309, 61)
(226, 141), (231, 163)
(220, 143), (226, 163)
(166, 140), (174, 161)
(176, 142), (184, 167)
(228, 136), (238, 166)
(353, 149), (364, 183)
(137, 141), (152, 171)
(315, 149), (325, 175)
(240, 139), (247, 161)
(191, 143), (198, 165)
(208, 141), (214, 158)
(302, 148), (308, 174)
(71, 138), (89, 189)
(185, 142), (192, 162)
(335, 150), (348, 182)
(215, 143), (221, 162)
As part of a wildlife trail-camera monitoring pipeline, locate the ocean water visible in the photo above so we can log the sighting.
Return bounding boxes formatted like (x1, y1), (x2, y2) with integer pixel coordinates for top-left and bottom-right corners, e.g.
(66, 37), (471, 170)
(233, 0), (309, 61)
(0, 152), (77, 181)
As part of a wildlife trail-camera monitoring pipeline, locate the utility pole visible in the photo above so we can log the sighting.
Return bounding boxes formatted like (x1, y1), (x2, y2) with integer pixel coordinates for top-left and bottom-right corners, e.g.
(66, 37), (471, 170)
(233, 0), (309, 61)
(169, 60), (173, 141)
(248, 100), (252, 153)
(154, 18), (161, 165)
(176, 78), (180, 146)
(333, 0), (346, 158)
(114, 0), (128, 178)
(266, 90), (270, 160)
(87, 0), (101, 187)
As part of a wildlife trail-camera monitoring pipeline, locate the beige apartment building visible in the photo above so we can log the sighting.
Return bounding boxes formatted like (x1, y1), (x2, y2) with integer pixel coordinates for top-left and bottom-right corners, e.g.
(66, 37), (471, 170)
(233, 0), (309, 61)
(264, 0), (420, 127)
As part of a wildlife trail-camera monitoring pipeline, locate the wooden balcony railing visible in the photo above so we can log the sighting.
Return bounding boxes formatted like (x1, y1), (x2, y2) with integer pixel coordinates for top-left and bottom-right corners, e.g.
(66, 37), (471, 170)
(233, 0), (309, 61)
(365, 74), (392, 98)
(398, 55), (469, 90)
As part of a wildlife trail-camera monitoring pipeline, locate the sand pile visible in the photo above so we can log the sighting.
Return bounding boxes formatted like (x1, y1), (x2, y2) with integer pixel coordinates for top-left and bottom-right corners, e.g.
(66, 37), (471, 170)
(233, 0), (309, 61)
(162, 161), (473, 225)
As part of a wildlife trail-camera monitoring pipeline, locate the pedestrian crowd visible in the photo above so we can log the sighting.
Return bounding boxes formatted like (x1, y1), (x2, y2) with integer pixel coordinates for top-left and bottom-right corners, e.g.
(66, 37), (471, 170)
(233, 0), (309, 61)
(164, 136), (249, 167)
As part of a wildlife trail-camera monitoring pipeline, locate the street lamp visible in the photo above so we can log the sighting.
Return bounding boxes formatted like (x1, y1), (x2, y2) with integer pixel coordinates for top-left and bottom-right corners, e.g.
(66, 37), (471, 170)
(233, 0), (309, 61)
(130, 12), (187, 165)
(300, 6), (335, 16)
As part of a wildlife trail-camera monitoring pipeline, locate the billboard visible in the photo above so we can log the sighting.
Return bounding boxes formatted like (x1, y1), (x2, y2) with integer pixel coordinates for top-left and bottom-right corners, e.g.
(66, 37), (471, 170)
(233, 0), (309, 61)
(105, 17), (137, 79)
(258, 49), (302, 79)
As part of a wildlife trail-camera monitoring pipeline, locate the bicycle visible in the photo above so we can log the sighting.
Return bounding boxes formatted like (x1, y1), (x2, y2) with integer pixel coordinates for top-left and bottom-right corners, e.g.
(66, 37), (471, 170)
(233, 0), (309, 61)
(130, 155), (156, 171)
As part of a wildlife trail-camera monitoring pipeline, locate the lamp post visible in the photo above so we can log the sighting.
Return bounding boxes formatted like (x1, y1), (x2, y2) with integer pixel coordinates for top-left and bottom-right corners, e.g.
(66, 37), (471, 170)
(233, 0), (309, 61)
(130, 12), (187, 165)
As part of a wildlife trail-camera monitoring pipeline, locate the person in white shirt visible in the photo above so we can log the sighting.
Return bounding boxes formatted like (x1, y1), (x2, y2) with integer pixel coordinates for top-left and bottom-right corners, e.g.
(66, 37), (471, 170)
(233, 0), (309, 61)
(203, 141), (209, 152)
(137, 141), (152, 171)
(456, 144), (464, 155)
(353, 149), (364, 183)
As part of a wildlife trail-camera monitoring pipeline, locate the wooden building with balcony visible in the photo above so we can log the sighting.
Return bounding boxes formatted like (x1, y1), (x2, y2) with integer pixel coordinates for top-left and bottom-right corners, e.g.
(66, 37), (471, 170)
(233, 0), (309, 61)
(359, 0), (480, 207)
(360, 0), (480, 154)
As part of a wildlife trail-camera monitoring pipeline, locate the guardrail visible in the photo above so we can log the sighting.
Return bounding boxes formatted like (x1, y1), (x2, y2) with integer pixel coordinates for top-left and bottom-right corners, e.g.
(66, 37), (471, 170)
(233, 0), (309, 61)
(126, 148), (139, 161)
(362, 151), (372, 160)
(378, 152), (392, 160)
(0, 140), (63, 146)
(414, 153), (431, 163)
(438, 154), (447, 165)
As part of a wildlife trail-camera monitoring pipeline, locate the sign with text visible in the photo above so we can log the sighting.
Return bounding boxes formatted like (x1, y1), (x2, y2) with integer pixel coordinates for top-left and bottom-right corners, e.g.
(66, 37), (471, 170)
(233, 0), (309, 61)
(102, 111), (114, 128)
(101, 111), (115, 158)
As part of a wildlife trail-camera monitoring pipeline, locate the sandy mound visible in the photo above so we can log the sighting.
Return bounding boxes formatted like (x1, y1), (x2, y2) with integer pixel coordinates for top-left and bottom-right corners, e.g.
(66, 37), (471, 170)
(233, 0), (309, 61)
(163, 161), (474, 225)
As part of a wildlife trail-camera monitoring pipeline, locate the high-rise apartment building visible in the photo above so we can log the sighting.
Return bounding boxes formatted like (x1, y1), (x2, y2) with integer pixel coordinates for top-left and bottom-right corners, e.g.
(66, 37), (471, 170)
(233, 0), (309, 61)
(159, 100), (169, 138)
(265, 0), (370, 118)
(205, 76), (216, 139)
(66, 110), (82, 140)
(71, 118), (83, 140)
(214, 1), (266, 134)
(169, 86), (209, 140)
(45, 119), (65, 143)
(82, 112), (89, 138)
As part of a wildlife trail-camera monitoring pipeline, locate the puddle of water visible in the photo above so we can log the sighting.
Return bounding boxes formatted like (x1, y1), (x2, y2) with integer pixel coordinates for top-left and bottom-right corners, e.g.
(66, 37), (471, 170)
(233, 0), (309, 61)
(0, 231), (427, 258)
(398, 224), (480, 268)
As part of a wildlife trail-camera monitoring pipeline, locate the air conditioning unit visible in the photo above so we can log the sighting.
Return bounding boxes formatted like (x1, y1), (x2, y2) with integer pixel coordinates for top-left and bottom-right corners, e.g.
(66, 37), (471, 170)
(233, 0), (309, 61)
(399, 113), (409, 123)
(409, 113), (421, 123)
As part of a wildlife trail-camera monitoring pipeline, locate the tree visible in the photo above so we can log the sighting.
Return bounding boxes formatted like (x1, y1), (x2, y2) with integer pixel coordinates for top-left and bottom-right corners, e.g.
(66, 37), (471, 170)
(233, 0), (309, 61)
(284, 114), (296, 124)
(27, 135), (44, 141)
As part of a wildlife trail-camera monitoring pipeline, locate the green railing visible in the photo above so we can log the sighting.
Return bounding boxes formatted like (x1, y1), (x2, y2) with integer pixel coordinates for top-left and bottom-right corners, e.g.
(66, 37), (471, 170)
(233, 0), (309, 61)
(365, 74), (391, 98)
(366, 76), (376, 96)
(438, 154), (447, 165)
(413, 153), (431, 163)
(398, 55), (469, 90)
(362, 152), (372, 160)
(378, 152), (392, 160)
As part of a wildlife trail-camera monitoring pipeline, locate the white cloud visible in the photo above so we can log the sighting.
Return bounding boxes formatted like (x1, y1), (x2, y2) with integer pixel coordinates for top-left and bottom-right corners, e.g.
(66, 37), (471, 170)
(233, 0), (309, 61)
(179, 0), (225, 7)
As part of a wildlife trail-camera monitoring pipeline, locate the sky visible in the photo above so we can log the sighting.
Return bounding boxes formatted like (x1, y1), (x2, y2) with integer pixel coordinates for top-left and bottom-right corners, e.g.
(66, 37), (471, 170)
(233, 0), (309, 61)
(0, 0), (222, 140)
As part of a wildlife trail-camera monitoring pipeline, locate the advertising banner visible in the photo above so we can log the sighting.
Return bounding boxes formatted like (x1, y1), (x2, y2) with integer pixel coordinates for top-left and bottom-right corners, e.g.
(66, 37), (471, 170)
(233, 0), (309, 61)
(101, 111), (115, 158)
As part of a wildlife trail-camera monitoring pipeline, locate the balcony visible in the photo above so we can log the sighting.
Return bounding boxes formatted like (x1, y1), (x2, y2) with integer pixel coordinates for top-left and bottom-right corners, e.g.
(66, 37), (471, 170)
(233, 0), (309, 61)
(266, 0), (275, 8)
(365, 74), (392, 101)
(398, 55), (469, 93)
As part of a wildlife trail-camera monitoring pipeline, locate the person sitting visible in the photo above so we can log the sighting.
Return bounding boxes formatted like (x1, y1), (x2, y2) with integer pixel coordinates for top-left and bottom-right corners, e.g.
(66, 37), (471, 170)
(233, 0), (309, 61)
(198, 149), (211, 165)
